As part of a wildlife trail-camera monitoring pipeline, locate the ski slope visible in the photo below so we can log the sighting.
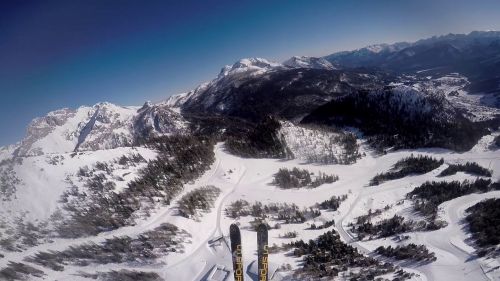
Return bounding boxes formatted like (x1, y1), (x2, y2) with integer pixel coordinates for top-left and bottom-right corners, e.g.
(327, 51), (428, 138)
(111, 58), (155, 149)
(1, 136), (500, 280)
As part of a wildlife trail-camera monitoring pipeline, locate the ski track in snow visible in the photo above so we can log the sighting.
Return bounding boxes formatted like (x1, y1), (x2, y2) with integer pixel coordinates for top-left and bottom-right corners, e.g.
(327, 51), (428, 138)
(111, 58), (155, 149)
(337, 174), (498, 281)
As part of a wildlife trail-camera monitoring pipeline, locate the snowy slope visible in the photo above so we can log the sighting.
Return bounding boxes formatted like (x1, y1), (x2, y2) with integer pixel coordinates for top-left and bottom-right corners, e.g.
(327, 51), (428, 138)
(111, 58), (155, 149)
(2, 132), (499, 280)
(283, 56), (336, 70)
(10, 102), (186, 157)
(279, 121), (361, 164)
(165, 58), (283, 109)
(2, 43), (500, 281)
(0, 147), (158, 223)
(0, 144), (17, 162)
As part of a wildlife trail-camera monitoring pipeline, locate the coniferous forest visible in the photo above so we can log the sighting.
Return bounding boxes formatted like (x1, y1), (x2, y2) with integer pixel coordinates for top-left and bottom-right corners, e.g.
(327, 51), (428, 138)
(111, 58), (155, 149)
(370, 155), (443, 186)
(466, 198), (500, 256)
(438, 162), (492, 177)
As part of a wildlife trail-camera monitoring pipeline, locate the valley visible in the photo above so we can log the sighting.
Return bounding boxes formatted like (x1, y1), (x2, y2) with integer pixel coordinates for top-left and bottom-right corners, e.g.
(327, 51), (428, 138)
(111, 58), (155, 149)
(1, 30), (500, 280)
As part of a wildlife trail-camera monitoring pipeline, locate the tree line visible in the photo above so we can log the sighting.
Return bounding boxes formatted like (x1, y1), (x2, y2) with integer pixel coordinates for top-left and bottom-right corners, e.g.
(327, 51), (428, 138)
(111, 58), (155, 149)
(55, 135), (215, 238)
(290, 230), (396, 280)
(225, 117), (291, 158)
(177, 186), (221, 219)
(408, 179), (496, 220)
(438, 162), (492, 177)
(375, 244), (436, 263)
(26, 223), (186, 271)
(272, 167), (338, 189)
(370, 155), (443, 186)
(465, 198), (500, 256)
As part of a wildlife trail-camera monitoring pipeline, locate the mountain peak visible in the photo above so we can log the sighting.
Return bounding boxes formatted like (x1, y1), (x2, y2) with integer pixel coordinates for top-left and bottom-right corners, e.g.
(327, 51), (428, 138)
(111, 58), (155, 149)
(139, 101), (154, 111)
(364, 44), (389, 53)
(10, 100), (188, 156)
(218, 57), (282, 78)
(283, 56), (336, 70)
(233, 57), (280, 69)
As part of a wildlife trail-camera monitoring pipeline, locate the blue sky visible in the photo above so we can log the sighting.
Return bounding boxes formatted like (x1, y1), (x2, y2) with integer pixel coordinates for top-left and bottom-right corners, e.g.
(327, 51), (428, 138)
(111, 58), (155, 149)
(1, 0), (500, 146)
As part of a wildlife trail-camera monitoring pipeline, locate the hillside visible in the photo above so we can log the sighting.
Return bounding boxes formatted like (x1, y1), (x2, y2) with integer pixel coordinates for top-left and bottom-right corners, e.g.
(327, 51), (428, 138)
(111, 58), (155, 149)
(1, 32), (500, 281)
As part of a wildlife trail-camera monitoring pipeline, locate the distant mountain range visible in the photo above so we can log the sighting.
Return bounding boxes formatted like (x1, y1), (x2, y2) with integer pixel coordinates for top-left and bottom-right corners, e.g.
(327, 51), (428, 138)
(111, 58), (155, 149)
(3, 31), (500, 157)
(324, 31), (500, 94)
(1, 31), (500, 281)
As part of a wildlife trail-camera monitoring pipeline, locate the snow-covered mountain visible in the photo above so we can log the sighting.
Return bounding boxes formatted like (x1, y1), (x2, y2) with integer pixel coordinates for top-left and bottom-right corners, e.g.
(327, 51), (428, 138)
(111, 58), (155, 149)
(9, 102), (186, 157)
(166, 56), (338, 110)
(14, 103), (136, 157)
(219, 57), (283, 77)
(324, 31), (500, 69)
(283, 56), (336, 70)
(166, 61), (388, 123)
(1, 33), (500, 281)
(133, 101), (187, 140)
(324, 31), (500, 95)
(324, 42), (411, 68)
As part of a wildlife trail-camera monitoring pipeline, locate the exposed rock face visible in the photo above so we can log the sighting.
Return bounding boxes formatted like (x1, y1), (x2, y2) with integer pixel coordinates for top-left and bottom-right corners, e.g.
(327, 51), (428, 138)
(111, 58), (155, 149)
(133, 102), (187, 140)
(12, 102), (187, 157)
(169, 67), (390, 122)
(15, 108), (77, 156)
(283, 56), (336, 70)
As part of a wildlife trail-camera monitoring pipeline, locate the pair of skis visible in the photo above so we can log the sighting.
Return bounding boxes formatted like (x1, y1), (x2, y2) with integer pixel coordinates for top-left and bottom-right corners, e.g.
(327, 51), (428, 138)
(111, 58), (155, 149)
(229, 223), (268, 281)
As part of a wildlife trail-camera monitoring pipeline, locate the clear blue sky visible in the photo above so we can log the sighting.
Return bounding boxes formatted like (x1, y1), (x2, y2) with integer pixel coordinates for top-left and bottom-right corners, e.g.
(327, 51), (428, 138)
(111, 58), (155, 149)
(1, 0), (500, 146)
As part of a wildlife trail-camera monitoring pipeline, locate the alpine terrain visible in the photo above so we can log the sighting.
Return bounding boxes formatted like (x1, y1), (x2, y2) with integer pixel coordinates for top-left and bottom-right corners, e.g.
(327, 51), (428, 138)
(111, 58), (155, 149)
(1, 31), (500, 281)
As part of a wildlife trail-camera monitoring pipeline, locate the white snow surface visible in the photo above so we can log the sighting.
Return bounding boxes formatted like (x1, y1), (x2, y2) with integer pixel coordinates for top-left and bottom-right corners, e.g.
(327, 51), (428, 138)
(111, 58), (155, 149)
(279, 121), (357, 164)
(2, 58), (500, 280)
(218, 58), (282, 78)
(0, 146), (157, 223)
(283, 56), (336, 70)
(8, 102), (187, 157)
(1, 133), (500, 280)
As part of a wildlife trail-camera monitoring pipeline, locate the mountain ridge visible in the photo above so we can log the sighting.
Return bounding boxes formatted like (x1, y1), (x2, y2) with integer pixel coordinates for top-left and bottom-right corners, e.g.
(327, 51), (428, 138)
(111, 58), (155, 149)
(5, 31), (500, 157)
(1, 31), (500, 281)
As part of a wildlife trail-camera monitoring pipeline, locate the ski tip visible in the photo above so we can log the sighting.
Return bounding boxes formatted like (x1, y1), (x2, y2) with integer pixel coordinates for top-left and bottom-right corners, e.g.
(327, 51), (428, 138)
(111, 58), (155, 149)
(230, 223), (239, 234)
(257, 223), (268, 233)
